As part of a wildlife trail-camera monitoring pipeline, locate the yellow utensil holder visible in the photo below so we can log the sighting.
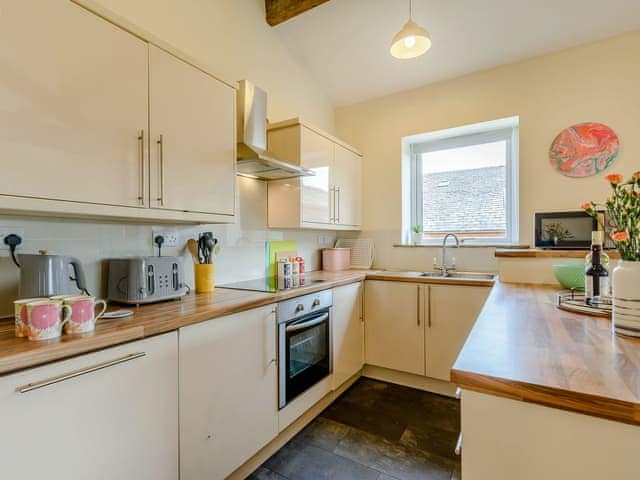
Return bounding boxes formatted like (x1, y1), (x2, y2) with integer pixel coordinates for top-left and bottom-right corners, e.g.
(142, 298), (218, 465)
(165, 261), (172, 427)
(195, 264), (215, 293)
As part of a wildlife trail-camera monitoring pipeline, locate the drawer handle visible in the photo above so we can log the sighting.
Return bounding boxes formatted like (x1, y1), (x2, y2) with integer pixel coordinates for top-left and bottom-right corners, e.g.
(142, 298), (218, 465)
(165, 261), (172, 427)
(16, 352), (146, 394)
(455, 432), (463, 456)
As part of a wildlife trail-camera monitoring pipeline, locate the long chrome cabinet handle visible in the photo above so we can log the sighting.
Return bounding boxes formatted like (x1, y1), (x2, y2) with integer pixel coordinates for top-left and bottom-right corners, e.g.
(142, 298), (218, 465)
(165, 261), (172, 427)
(329, 186), (334, 223)
(137, 130), (145, 205)
(336, 187), (341, 224)
(455, 432), (463, 456)
(427, 285), (432, 328)
(417, 285), (421, 326)
(16, 352), (146, 394)
(156, 134), (165, 206)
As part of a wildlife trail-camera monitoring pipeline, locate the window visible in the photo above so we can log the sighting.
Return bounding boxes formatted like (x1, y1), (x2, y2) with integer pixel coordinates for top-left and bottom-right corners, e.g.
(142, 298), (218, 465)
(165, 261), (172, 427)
(407, 117), (519, 244)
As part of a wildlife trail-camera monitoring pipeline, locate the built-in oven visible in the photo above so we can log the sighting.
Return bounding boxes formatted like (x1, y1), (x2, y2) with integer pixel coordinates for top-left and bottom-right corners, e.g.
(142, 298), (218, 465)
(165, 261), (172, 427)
(278, 290), (332, 409)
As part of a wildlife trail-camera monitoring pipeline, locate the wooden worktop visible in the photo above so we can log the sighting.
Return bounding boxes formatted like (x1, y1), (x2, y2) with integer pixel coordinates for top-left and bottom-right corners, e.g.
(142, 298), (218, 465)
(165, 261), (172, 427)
(0, 270), (368, 375)
(451, 282), (640, 426)
(495, 248), (621, 259)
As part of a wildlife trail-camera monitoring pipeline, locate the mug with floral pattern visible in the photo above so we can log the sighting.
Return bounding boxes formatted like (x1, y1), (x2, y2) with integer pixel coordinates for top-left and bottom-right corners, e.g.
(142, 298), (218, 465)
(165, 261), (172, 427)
(26, 300), (72, 341)
(63, 296), (107, 334)
(13, 298), (47, 337)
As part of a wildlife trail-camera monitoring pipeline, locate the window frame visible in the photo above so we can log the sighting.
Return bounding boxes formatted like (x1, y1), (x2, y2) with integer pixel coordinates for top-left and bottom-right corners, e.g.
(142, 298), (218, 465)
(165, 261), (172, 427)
(409, 120), (519, 246)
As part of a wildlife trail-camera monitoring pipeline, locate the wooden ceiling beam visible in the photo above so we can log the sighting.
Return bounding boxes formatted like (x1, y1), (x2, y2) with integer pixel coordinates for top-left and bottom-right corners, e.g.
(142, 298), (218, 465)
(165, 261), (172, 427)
(265, 0), (331, 26)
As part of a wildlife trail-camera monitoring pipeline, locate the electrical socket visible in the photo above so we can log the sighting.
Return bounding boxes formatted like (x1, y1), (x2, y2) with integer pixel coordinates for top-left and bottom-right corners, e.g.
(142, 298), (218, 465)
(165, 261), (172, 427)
(151, 228), (178, 248)
(0, 227), (25, 251)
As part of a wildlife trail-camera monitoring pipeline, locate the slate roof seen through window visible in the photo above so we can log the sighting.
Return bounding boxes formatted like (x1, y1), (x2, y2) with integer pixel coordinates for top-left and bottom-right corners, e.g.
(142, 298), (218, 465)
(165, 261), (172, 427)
(423, 165), (506, 235)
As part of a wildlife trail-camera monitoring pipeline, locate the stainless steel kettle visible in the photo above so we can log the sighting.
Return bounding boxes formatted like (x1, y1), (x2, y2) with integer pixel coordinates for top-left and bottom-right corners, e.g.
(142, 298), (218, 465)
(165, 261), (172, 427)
(18, 250), (88, 298)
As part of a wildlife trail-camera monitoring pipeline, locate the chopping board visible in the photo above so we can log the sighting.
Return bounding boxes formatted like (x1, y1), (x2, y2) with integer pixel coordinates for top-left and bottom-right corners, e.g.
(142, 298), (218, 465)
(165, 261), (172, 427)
(265, 240), (297, 278)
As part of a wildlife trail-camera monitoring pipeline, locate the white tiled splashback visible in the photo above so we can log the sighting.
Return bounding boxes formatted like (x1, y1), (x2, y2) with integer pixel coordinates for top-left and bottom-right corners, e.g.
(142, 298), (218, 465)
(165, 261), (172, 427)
(0, 177), (336, 318)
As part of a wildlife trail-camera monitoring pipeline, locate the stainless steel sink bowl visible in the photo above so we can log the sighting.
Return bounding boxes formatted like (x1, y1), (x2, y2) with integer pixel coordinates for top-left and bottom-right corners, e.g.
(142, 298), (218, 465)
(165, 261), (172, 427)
(419, 272), (495, 281)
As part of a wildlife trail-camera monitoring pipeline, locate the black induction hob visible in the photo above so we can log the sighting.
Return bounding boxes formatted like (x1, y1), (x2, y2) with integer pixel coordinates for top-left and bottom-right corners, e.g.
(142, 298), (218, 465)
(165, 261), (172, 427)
(217, 276), (325, 293)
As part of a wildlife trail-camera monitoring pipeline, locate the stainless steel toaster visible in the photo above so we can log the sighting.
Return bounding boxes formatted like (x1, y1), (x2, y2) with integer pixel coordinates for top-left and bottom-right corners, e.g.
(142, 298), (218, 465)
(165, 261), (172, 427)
(107, 256), (187, 305)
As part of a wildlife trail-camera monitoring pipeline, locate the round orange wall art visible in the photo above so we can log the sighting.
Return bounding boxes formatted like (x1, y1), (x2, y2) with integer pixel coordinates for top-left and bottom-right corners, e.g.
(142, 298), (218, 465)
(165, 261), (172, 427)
(549, 122), (620, 178)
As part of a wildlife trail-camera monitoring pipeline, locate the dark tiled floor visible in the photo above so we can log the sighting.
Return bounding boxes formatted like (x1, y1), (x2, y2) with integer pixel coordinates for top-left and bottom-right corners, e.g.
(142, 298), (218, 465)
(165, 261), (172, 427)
(250, 379), (461, 480)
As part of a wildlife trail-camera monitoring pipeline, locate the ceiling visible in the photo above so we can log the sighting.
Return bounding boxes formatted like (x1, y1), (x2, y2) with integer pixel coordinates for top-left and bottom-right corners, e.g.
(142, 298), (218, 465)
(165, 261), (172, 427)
(273, 0), (640, 106)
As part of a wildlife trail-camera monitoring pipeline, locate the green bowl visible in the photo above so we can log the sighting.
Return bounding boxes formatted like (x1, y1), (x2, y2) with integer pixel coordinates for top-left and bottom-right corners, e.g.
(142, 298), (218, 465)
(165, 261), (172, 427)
(553, 264), (585, 290)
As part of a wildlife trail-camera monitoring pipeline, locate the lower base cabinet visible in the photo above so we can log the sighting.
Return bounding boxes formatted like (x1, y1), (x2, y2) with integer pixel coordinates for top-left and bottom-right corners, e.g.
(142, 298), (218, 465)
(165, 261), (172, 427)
(332, 282), (364, 389)
(364, 280), (490, 381)
(0, 332), (179, 480)
(179, 305), (278, 480)
(461, 389), (640, 480)
(427, 285), (490, 381)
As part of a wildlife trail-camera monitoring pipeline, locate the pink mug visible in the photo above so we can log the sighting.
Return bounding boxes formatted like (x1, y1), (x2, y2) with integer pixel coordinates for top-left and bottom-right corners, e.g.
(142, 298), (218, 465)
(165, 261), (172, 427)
(25, 301), (72, 341)
(63, 296), (107, 334)
(13, 298), (48, 337)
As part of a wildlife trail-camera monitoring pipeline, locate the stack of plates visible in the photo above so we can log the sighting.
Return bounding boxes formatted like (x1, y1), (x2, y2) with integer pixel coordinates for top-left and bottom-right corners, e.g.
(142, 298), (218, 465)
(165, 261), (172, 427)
(334, 238), (374, 269)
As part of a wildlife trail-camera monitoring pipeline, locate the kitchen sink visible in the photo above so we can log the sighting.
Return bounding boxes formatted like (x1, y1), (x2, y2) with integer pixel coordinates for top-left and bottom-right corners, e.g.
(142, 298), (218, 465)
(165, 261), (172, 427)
(419, 271), (495, 281)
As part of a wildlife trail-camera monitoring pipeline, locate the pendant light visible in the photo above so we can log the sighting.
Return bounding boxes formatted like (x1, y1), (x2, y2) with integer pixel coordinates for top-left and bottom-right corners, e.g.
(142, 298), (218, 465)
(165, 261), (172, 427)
(390, 0), (431, 59)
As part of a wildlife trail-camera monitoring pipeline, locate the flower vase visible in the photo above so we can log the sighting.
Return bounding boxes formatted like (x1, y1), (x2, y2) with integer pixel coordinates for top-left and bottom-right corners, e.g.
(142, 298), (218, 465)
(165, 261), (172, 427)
(411, 233), (421, 245)
(612, 260), (640, 337)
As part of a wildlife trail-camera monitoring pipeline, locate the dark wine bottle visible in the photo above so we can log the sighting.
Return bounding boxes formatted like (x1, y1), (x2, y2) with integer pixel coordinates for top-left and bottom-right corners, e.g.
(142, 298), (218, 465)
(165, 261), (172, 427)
(585, 231), (610, 303)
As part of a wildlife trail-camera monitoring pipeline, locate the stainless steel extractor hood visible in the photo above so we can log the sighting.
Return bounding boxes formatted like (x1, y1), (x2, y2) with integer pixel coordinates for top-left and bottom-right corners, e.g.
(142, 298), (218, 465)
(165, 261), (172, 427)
(237, 80), (314, 180)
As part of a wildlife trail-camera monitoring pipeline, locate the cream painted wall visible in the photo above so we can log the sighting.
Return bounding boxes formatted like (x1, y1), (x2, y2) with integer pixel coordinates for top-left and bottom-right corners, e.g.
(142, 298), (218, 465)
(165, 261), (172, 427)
(335, 31), (640, 273)
(85, 0), (334, 131)
(0, 0), (336, 317)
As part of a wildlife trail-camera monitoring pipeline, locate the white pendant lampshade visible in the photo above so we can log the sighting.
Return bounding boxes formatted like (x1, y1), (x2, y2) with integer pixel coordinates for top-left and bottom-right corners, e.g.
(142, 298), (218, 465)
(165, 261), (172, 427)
(390, 0), (431, 59)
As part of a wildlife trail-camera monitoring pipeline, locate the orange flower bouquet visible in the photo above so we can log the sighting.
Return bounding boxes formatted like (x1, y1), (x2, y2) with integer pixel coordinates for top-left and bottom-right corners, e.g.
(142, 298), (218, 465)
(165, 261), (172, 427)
(582, 172), (640, 261)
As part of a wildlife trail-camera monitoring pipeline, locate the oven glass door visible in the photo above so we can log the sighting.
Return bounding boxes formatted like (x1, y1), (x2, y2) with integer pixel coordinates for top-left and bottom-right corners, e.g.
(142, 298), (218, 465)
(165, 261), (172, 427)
(284, 311), (330, 405)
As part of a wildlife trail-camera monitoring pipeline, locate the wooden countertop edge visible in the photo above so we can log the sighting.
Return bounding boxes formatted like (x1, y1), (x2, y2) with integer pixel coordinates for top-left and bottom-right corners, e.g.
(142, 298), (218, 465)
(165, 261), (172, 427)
(0, 326), (146, 376)
(495, 248), (621, 259)
(366, 273), (495, 288)
(450, 369), (640, 426)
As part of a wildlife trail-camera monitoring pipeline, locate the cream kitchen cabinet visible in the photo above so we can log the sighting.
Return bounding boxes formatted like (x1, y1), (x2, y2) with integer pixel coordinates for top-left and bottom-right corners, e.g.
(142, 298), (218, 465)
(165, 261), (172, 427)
(179, 305), (278, 480)
(460, 389), (640, 480)
(364, 280), (490, 381)
(333, 144), (363, 227)
(267, 119), (362, 230)
(0, 0), (148, 209)
(427, 285), (489, 381)
(0, 0), (236, 224)
(149, 45), (236, 217)
(0, 332), (179, 480)
(332, 282), (364, 389)
(364, 280), (426, 375)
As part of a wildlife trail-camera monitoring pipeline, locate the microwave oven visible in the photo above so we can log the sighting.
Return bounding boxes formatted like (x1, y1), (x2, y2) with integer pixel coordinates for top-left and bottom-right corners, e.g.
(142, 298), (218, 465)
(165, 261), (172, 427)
(534, 211), (612, 249)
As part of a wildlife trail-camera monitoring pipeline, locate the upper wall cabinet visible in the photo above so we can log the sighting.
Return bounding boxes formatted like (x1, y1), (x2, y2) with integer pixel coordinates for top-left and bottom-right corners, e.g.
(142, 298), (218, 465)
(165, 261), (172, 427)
(0, 0), (236, 224)
(267, 119), (362, 231)
(149, 46), (235, 217)
(0, 0), (148, 208)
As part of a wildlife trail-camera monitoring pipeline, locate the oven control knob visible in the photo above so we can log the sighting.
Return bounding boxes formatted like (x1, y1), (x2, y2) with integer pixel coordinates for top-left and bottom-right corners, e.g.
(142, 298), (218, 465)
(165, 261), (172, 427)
(312, 298), (320, 307)
(296, 304), (305, 313)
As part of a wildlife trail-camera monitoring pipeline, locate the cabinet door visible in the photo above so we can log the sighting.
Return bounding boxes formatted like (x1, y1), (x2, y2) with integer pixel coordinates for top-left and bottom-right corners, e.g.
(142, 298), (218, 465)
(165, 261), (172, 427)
(364, 280), (425, 375)
(300, 126), (334, 225)
(149, 45), (235, 216)
(333, 145), (362, 227)
(333, 282), (364, 389)
(0, 0), (148, 207)
(0, 332), (178, 480)
(426, 285), (490, 381)
(179, 305), (278, 480)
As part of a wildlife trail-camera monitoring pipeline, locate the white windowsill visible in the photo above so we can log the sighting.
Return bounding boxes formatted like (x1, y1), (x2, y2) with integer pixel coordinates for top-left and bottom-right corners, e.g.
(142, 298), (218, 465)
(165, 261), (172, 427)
(393, 243), (530, 249)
